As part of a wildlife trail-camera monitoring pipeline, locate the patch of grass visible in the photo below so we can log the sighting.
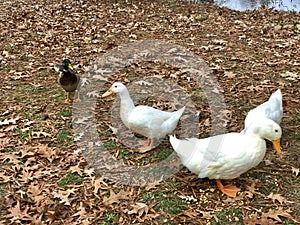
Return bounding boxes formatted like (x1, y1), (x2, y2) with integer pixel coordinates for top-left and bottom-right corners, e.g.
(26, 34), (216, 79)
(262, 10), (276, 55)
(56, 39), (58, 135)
(103, 140), (117, 150)
(57, 173), (85, 186)
(210, 208), (244, 225)
(142, 192), (188, 215)
(99, 212), (117, 225)
(4, 147), (14, 153)
(59, 109), (72, 118)
(118, 149), (131, 158)
(293, 133), (300, 140)
(55, 122), (64, 127)
(283, 220), (295, 225)
(151, 147), (173, 161)
(29, 107), (38, 114)
(56, 129), (73, 144)
(15, 128), (32, 141)
(229, 100), (240, 106)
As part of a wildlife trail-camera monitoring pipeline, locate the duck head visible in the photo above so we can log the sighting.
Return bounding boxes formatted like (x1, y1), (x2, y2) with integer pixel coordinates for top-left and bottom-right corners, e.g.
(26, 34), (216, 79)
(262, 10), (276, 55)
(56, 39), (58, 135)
(102, 82), (127, 97)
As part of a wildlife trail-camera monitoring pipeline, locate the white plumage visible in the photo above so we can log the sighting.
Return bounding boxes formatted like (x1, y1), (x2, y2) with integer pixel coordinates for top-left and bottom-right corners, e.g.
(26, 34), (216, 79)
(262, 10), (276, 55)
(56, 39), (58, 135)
(102, 82), (185, 152)
(169, 118), (282, 197)
(242, 90), (283, 133)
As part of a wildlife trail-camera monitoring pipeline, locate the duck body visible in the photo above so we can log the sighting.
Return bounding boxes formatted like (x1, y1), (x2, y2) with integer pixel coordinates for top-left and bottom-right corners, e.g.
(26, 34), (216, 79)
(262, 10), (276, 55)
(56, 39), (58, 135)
(169, 118), (282, 197)
(103, 82), (185, 152)
(126, 105), (185, 140)
(54, 59), (80, 103)
(170, 133), (266, 180)
(244, 89), (282, 129)
(58, 68), (79, 92)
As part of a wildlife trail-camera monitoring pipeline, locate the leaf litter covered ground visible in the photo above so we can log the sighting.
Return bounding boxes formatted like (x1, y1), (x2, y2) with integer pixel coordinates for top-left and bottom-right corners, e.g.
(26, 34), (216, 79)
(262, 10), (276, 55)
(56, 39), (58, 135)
(0, 0), (299, 224)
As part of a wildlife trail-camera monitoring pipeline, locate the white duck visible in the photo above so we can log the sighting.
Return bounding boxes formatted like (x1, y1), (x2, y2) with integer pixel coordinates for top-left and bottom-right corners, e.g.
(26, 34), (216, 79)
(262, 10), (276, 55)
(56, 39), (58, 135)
(241, 89), (283, 133)
(169, 118), (282, 198)
(102, 82), (186, 153)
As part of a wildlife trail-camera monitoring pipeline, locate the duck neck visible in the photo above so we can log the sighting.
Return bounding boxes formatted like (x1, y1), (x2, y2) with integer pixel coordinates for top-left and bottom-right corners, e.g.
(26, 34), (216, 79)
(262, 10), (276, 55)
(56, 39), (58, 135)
(119, 90), (135, 125)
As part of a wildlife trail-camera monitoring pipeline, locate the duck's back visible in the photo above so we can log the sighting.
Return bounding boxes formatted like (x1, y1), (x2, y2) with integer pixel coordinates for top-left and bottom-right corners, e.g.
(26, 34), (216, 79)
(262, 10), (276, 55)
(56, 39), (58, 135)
(127, 106), (175, 138)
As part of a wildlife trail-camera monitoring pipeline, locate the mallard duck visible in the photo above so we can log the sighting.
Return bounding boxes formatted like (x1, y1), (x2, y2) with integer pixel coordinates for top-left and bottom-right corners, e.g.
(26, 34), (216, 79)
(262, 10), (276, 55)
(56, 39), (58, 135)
(242, 90), (282, 133)
(54, 58), (80, 103)
(169, 118), (282, 198)
(102, 82), (186, 153)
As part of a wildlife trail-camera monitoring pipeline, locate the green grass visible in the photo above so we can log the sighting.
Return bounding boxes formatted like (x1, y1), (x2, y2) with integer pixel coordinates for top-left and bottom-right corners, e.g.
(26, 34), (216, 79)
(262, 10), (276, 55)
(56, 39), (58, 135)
(103, 140), (117, 150)
(15, 128), (33, 141)
(99, 212), (117, 225)
(294, 133), (300, 140)
(229, 100), (240, 106)
(57, 173), (85, 187)
(58, 109), (72, 118)
(151, 147), (173, 161)
(118, 149), (131, 158)
(4, 147), (14, 153)
(210, 208), (244, 225)
(284, 220), (295, 225)
(142, 192), (188, 215)
(56, 129), (73, 144)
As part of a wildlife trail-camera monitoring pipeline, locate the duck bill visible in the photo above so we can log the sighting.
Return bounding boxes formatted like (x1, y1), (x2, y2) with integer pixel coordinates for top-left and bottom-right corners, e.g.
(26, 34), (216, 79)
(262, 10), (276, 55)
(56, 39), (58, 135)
(102, 88), (113, 97)
(68, 64), (74, 70)
(272, 138), (281, 154)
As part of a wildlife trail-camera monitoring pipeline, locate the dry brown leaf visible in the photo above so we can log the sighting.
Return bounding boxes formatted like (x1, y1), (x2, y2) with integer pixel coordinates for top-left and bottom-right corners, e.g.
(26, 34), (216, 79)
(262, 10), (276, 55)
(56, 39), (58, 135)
(267, 193), (293, 205)
(103, 189), (129, 206)
(180, 208), (198, 218)
(263, 207), (295, 223)
(128, 202), (149, 217)
(143, 177), (163, 191)
(224, 71), (236, 78)
(244, 215), (277, 225)
(5, 201), (32, 222)
(280, 71), (299, 81)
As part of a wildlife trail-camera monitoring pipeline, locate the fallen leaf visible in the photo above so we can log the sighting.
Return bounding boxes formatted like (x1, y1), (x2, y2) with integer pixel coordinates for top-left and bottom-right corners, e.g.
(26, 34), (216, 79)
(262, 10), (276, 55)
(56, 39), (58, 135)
(224, 71), (236, 78)
(267, 193), (293, 205)
(128, 202), (149, 217)
(263, 207), (295, 223)
(103, 189), (129, 205)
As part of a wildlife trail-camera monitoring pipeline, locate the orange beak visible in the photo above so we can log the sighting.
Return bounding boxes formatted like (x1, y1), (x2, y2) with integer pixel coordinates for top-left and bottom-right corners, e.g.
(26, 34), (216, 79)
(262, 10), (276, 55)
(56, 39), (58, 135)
(272, 138), (281, 154)
(102, 87), (113, 98)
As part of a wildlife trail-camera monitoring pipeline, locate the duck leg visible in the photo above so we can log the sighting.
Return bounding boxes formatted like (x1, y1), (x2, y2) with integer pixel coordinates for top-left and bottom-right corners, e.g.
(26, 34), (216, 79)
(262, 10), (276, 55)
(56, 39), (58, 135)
(216, 179), (240, 198)
(74, 90), (81, 102)
(64, 92), (71, 104)
(137, 138), (155, 153)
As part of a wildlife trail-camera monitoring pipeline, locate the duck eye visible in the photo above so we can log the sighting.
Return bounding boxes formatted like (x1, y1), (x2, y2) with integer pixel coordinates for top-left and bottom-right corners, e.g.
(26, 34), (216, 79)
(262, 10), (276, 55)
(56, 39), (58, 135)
(114, 85), (118, 88)
(275, 129), (278, 133)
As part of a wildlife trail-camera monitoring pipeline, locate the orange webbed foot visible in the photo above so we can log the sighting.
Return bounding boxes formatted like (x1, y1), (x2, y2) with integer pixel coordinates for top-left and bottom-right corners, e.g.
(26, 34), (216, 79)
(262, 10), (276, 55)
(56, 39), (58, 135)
(136, 138), (155, 153)
(216, 179), (240, 198)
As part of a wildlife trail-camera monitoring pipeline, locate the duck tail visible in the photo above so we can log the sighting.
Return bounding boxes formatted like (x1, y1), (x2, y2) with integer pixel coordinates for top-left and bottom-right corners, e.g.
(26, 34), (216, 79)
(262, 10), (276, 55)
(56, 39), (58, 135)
(270, 89), (282, 102)
(169, 135), (199, 165)
(170, 106), (186, 121)
(169, 135), (181, 151)
(175, 106), (186, 118)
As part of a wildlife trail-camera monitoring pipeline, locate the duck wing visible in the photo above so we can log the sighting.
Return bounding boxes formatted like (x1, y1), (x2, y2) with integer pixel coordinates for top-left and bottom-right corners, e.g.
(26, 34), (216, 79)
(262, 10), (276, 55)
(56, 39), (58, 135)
(128, 106), (177, 138)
